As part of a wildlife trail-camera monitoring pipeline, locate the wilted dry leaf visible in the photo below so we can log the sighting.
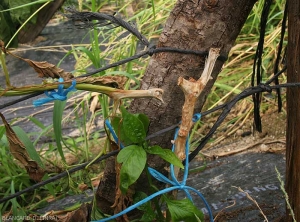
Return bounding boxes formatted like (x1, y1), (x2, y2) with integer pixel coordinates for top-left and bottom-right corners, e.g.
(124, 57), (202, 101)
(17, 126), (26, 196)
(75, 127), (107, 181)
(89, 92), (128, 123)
(5, 50), (74, 80)
(0, 112), (45, 182)
(23, 59), (74, 80)
(109, 141), (132, 222)
(29, 203), (91, 222)
(84, 92), (101, 114)
(78, 183), (88, 191)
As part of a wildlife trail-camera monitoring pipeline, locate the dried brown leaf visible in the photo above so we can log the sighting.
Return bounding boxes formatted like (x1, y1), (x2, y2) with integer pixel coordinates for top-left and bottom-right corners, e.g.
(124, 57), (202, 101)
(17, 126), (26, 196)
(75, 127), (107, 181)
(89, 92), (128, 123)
(23, 59), (74, 80)
(86, 92), (101, 114)
(5, 50), (74, 80)
(28, 203), (91, 222)
(0, 112), (45, 182)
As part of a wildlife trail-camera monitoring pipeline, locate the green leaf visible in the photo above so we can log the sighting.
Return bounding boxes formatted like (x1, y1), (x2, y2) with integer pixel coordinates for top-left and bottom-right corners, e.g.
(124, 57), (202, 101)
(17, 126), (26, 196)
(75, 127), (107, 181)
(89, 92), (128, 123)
(28, 116), (46, 129)
(133, 191), (151, 211)
(53, 100), (66, 162)
(0, 3), (18, 47)
(12, 126), (44, 168)
(42, 173), (55, 196)
(75, 46), (98, 67)
(120, 106), (146, 143)
(0, 125), (5, 139)
(133, 192), (157, 221)
(111, 116), (133, 146)
(33, 124), (52, 146)
(146, 146), (184, 169)
(135, 113), (150, 133)
(7, 0), (41, 25)
(166, 198), (204, 222)
(117, 145), (146, 193)
(0, 0), (49, 13)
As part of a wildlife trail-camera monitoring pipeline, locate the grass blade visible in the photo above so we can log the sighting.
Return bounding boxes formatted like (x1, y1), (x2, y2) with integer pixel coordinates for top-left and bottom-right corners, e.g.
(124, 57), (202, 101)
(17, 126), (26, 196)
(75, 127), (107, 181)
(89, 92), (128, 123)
(12, 126), (44, 168)
(53, 100), (66, 162)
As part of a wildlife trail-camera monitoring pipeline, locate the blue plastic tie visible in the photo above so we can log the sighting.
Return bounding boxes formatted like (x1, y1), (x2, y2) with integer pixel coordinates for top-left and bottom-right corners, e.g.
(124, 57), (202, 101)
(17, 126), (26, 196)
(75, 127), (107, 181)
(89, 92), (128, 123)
(98, 113), (214, 222)
(104, 119), (124, 149)
(192, 113), (202, 122)
(33, 78), (76, 107)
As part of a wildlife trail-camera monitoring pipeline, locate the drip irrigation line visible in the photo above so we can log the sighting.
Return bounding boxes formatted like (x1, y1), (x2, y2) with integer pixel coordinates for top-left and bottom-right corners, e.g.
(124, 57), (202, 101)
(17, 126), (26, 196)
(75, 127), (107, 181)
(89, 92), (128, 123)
(0, 150), (119, 204)
(77, 47), (227, 78)
(266, 65), (287, 85)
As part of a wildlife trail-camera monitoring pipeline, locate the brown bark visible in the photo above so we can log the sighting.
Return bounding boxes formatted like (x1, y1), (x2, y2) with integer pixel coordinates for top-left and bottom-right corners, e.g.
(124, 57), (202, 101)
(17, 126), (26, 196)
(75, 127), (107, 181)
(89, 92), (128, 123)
(286, 0), (300, 221)
(130, 0), (257, 148)
(18, 0), (65, 43)
(96, 0), (257, 216)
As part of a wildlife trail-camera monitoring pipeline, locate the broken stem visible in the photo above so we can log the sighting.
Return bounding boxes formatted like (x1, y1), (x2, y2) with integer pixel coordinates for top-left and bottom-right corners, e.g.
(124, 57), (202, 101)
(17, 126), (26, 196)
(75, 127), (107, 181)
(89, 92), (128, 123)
(0, 82), (163, 102)
(174, 48), (220, 172)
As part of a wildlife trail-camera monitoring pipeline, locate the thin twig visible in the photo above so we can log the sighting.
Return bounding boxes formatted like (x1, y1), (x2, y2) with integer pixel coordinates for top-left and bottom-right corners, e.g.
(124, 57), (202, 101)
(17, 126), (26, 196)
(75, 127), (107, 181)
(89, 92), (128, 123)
(232, 186), (268, 222)
(214, 199), (236, 221)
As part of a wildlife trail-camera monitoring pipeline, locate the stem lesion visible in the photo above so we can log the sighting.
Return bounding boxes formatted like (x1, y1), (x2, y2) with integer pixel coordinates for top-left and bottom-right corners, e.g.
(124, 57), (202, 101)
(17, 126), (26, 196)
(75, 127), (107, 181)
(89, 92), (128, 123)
(174, 48), (220, 169)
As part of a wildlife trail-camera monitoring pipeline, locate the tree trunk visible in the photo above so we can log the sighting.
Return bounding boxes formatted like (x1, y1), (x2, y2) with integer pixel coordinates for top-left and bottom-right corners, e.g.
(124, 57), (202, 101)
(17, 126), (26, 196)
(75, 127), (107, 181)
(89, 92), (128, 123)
(96, 0), (257, 216)
(286, 0), (300, 221)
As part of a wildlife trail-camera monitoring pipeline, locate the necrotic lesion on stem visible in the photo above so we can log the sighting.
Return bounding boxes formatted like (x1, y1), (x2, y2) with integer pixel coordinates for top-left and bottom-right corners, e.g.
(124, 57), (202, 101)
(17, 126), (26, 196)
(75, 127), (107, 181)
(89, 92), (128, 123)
(175, 48), (220, 161)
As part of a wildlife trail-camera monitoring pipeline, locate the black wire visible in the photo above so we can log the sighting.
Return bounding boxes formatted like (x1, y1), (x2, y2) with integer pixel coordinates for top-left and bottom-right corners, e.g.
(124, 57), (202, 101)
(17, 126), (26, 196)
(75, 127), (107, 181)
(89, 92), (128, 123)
(77, 50), (149, 78)
(0, 47), (226, 110)
(64, 7), (150, 46)
(0, 92), (43, 110)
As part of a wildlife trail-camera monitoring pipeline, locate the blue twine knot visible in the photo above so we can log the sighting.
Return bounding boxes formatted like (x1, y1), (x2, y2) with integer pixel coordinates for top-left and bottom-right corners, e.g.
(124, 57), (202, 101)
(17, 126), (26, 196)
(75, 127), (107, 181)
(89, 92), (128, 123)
(33, 78), (76, 107)
(192, 113), (201, 122)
